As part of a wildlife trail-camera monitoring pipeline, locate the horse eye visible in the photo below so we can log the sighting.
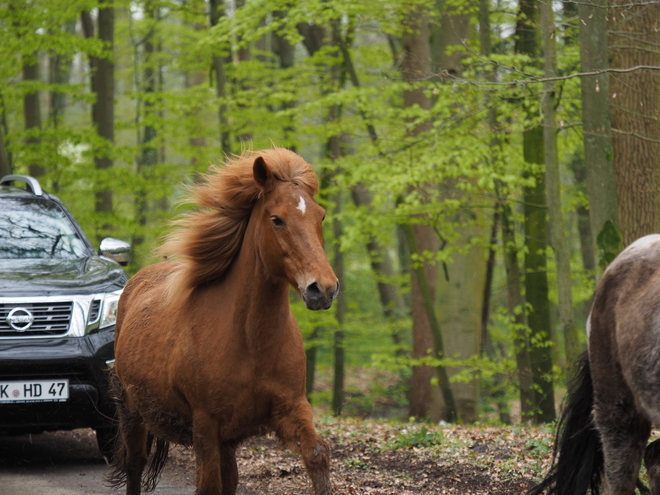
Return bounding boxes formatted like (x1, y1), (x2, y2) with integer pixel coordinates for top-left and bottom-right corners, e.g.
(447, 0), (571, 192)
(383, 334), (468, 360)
(271, 216), (285, 227)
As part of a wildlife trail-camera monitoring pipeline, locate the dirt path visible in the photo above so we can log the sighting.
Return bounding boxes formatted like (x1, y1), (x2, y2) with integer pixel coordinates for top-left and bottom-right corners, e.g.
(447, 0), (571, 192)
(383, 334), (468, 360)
(0, 421), (551, 495)
(0, 430), (192, 495)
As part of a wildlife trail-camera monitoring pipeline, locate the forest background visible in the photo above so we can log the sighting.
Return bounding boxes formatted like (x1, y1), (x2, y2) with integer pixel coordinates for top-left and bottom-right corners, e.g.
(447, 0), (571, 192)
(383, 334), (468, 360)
(1, 0), (657, 426)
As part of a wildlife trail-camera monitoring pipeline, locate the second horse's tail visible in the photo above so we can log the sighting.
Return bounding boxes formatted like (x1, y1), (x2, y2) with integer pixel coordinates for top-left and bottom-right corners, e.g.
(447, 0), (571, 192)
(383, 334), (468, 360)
(527, 352), (603, 495)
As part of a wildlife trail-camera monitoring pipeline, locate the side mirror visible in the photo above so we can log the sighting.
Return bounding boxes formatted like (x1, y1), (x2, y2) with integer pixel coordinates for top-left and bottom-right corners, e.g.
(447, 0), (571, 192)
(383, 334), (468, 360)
(99, 237), (132, 266)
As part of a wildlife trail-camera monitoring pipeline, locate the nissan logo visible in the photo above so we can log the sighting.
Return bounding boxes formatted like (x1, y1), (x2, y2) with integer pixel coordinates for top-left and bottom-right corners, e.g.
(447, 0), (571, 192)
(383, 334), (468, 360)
(6, 307), (35, 332)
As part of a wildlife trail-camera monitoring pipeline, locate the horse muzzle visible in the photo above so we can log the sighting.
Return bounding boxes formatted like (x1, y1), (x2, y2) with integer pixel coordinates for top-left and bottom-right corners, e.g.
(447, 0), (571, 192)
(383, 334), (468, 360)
(302, 280), (339, 311)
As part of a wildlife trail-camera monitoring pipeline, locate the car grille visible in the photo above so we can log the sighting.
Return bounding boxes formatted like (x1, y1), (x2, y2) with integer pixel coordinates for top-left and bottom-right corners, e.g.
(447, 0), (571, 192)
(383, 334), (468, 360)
(0, 302), (73, 337)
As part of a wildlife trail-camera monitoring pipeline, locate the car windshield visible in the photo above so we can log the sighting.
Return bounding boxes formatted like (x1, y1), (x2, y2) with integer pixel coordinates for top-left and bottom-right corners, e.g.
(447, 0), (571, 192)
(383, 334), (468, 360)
(0, 197), (88, 259)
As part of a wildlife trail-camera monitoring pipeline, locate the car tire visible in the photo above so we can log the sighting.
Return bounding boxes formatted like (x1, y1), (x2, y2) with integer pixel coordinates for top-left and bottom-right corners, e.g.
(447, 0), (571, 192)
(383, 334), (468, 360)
(95, 426), (118, 462)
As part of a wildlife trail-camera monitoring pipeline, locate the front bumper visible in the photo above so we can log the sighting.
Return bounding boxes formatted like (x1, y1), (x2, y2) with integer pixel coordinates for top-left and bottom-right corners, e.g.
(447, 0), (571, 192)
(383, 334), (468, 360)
(0, 326), (116, 434)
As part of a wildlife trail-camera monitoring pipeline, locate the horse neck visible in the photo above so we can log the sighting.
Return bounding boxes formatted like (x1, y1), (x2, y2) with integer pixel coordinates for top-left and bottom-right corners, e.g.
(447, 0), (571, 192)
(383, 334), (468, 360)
(222, 210), (291, 344)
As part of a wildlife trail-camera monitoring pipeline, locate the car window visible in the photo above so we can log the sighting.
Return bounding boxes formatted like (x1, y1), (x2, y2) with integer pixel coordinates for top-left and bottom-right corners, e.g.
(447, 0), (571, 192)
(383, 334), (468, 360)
(0, 197), (89, 259)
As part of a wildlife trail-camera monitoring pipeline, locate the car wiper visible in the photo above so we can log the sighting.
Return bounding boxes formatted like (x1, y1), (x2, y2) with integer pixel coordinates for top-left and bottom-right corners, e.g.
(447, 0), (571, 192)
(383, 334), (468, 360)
(50, 234), (62, 256)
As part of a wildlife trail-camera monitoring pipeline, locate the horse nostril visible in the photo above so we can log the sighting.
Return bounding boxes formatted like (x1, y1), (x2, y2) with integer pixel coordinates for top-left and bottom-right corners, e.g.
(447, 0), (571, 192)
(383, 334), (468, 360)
(306, 281), (322, 300)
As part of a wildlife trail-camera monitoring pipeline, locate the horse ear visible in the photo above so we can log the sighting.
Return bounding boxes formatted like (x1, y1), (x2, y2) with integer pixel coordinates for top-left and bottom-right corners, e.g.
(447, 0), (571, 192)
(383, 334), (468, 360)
(253, 156), (271, 188)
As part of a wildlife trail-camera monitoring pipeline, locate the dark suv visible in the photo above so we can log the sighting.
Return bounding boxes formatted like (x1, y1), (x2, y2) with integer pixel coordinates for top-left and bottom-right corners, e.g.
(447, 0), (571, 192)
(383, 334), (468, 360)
(0, 175), (130, 457)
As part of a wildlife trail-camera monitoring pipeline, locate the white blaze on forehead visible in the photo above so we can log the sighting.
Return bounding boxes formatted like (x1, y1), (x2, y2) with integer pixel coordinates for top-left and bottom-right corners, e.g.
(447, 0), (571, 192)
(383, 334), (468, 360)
(297, 196), (306, 215)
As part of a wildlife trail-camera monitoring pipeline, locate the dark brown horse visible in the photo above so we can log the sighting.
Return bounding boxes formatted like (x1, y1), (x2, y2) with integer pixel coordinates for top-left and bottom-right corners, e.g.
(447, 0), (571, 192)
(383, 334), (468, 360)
(529, 234), (660, 495)
(109, 148), (339, 495)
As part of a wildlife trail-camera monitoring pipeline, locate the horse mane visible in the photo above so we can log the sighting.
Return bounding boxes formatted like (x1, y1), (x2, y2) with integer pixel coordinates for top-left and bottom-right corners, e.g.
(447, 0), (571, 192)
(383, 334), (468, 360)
(158, 148), (319, 304)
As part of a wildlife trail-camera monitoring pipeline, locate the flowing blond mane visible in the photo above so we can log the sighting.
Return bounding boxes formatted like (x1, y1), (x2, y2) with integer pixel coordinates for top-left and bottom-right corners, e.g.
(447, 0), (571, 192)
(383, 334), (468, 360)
(159, 148), (319, 303)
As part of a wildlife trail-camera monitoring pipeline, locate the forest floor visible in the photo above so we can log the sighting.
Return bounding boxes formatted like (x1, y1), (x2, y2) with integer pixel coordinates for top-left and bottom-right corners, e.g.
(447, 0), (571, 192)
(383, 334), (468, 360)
(163, 418), (556, 494)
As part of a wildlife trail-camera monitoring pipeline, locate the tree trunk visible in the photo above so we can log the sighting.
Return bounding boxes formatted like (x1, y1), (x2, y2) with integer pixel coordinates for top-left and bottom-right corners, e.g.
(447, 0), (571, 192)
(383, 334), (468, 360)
(404, 224), (458, 422)
(430, 0), (482, 424)
(515, 0), (555, 423)
(273, 10), (296, 149)
(209, 0), (231, 156)
(332, 189), (346, 416)
(541, 0), (579, 367)
(233, 0), (252, 145)
(329, 19), (346, 416)
(23, 57), (44, 178)
(185, 19), (207, 167)
(330, 22), (408, 353)
(134, 5), (159, 251)
(500, 201), (536, 421)
(579, 0), (620, 272)
(351, 186), (408, 354)
(401, 7), (457, 422)
(49, 19), (77, 129)
(524, 157), (556, 424)
(609, 0), (660, 246)
(0, 122), (11, 177)
(81, 6), (115, 239)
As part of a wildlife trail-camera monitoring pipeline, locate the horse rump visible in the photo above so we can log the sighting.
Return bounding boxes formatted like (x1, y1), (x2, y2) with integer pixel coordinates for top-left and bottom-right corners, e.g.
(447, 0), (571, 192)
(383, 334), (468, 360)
(527, 352), (604, 495)
(105, 368), (170, 493)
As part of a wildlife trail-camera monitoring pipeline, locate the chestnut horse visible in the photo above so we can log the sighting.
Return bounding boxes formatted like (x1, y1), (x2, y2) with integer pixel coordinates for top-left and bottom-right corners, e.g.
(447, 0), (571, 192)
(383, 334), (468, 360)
(108, 148), (339, 495)
(529, 234), (660, 495)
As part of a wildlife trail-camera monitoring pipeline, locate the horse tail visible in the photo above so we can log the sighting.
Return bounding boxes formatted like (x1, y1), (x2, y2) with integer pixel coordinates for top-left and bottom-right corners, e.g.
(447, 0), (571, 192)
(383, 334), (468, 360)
(142, 436), (170, 492)
(105, 368), (170, 493)
(105, 368), (128, 489)
(527, 352), (603, 495)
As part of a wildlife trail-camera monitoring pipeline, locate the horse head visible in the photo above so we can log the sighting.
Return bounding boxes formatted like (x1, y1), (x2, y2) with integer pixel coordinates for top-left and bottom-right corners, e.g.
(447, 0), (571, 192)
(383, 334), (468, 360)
(252, 155), (339, 311)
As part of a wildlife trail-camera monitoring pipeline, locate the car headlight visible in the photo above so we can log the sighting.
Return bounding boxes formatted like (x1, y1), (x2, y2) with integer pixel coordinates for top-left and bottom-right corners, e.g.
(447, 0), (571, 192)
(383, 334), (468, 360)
(99, 290), (122, 329)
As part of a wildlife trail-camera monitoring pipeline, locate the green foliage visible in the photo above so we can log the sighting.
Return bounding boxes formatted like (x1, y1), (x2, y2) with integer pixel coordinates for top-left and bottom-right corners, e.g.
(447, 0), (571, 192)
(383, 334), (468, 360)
(1, 0), (598, 422)
(389, 426), (444, 450)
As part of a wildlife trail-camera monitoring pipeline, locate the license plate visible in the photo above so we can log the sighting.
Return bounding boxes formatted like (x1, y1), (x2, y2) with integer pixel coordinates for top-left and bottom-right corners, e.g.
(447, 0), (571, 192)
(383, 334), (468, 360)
(0, 379), (69, 403)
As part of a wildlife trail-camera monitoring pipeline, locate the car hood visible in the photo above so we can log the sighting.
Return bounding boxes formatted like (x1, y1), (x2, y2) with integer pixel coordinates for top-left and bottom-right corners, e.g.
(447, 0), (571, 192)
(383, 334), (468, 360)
(0, 257), (127, 296)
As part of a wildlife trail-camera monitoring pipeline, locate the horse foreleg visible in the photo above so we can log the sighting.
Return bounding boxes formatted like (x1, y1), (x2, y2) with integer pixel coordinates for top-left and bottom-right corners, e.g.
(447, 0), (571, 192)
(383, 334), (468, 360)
(220, 442), (239, 495)
(645, 439), (660, 495)
(275, 400), (331, 495)
(594, 400), (651, 495)
(192, 410), (223, 495)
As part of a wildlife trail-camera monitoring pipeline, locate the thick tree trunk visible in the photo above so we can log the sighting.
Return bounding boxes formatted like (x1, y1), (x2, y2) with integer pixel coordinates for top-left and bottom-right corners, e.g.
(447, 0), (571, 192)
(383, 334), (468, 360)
(430, 0), (482, 424)
(515, 0), (555, 424)
(524, 129), (556, 424)
(579, 0), (620, 272)
(403, 12), (435, 420)
(401, 7), (457, 422)
(404, 224), (457, 422)
(609, 0), (660, 246)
